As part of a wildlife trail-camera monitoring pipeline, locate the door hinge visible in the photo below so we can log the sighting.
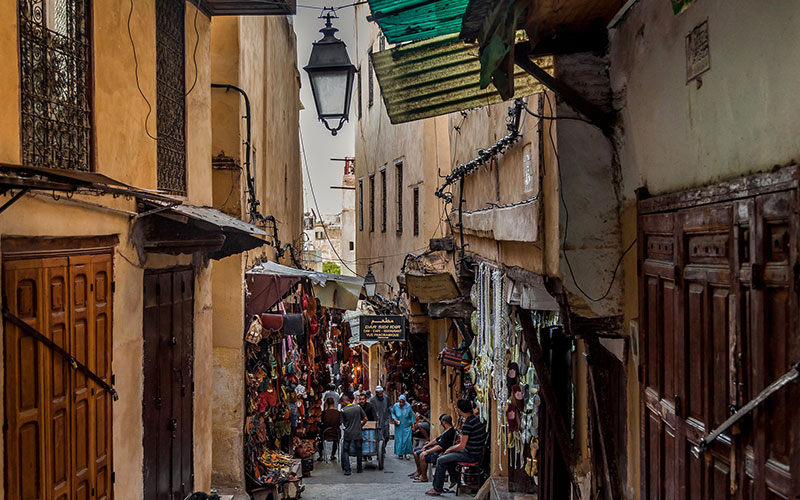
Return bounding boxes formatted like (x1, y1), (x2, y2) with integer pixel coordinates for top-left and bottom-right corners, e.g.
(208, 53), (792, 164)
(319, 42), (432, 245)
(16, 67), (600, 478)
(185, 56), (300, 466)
(111, 373), (115, 385)
(111, 471), (115, 484)
(111, 281), (116, 293)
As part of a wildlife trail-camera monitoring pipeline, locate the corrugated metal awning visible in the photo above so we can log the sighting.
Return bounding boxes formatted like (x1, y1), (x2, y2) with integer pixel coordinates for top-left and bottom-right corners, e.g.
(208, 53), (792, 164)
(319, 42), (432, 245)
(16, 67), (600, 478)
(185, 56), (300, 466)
(372, 34), (552, 124)
(366, 0), (469, 44)
(192, 0), (296, 16)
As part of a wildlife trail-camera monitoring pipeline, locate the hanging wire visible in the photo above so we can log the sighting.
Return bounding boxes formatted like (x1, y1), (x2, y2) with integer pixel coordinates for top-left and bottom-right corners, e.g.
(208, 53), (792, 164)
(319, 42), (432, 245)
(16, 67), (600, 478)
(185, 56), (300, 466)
(299, 125), (362, 277)
(185, 0), (201, 97)
(544, 92), (637, 302)
(127, 0), (158, 141)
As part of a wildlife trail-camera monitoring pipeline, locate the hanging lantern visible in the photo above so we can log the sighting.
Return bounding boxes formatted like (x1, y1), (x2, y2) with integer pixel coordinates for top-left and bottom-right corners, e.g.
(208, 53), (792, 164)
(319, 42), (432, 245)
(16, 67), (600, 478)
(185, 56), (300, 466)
(303, 10), (357, 136)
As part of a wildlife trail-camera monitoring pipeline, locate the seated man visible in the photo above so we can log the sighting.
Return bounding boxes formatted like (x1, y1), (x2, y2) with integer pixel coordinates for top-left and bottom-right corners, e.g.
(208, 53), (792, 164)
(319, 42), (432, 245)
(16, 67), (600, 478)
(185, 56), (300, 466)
(425, 399), (487, 496)
(412, 403), (431, 442)
(411, 414), (455, 482)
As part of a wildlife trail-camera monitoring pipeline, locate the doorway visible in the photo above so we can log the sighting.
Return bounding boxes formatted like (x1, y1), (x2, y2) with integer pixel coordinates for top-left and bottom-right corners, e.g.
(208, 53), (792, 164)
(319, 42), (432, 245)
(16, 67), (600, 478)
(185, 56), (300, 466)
(143, 268), (194, 500)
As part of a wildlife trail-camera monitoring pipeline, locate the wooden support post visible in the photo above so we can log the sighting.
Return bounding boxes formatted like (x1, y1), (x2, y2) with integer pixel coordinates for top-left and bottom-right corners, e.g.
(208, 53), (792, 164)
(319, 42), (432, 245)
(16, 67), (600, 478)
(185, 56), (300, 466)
(586, 344), (617, 500)
(518, 310), (576, 478)
(513, 50), (614, 133)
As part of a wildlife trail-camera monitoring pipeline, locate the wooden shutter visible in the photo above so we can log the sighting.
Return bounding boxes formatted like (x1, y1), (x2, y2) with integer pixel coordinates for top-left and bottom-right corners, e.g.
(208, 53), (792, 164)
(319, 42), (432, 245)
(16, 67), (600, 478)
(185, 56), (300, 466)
(4, 252), (113, 500)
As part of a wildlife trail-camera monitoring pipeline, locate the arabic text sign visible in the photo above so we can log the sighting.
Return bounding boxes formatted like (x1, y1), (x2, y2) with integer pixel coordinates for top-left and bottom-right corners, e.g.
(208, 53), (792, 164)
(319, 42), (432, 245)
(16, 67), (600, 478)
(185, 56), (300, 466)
(359, 315), (406, 341)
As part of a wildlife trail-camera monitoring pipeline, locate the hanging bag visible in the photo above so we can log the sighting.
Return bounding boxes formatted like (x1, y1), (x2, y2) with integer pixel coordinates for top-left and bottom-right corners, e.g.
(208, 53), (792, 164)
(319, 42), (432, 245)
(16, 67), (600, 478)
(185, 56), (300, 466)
(245, 315), (263, 344)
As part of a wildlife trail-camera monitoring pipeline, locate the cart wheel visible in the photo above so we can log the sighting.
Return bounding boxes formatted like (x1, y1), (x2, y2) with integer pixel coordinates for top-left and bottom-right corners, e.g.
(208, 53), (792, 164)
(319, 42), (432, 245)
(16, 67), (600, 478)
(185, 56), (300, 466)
(377, 441), (385, 470)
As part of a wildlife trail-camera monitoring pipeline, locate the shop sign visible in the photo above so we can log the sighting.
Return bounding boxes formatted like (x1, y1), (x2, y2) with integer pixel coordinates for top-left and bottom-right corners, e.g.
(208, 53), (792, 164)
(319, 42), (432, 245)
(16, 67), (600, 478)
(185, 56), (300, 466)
(406, 272), (460, 303)
(359, 315), (406, 341)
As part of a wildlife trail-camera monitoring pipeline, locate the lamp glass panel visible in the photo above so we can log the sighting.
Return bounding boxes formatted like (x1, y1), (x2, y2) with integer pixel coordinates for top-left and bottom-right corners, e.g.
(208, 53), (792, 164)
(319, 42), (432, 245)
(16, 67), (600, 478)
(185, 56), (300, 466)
(310, 70), (349, 116)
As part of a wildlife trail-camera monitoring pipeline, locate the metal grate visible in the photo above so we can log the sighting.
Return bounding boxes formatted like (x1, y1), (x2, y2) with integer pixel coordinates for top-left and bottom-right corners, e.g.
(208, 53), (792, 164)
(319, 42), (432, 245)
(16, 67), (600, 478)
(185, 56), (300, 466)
(369, 174), (375, 232)
(19, 0), (92, 172)
(413, 186), (419, 236)
(156, 0), (186, 195)
(368, 47), (374, 108)
(380, 168), (386, 232)
(358, 178), (364, 231)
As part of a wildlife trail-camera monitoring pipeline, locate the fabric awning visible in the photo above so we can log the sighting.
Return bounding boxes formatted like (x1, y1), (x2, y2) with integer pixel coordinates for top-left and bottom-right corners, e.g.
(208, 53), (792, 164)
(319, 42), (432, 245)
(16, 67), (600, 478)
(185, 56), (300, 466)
(372, 34), (552, 124)
(366, 0), (469, 44)
(246, 261), (364, 314)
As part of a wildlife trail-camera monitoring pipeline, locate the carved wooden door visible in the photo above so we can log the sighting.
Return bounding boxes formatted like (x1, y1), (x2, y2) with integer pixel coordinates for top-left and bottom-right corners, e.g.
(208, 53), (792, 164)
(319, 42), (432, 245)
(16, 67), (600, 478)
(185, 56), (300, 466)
(639, 175), (800, 500)
(143, 268), (194, 500)
(4, 253), (113, 500)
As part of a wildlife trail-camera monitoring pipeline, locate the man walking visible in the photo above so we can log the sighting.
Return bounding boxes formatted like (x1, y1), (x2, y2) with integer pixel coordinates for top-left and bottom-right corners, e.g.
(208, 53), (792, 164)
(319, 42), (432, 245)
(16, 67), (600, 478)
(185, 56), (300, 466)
(340, 393), (367, 476)
(425, 400), (487, 496)
(369, 386), (392, 470)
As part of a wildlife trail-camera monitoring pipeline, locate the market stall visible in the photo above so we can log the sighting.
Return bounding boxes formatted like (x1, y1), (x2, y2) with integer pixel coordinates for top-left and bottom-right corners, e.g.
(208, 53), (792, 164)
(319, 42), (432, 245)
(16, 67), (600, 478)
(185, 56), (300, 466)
(242, 262), (364, 497)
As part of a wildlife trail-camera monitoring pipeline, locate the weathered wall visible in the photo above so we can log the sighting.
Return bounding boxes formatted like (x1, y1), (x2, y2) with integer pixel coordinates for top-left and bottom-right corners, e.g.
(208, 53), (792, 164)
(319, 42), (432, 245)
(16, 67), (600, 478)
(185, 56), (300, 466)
(448, 95), (560, 276)
(0, 1), (215, 497)
(209, 14), (301, 489)
(353, 7), (450, 286)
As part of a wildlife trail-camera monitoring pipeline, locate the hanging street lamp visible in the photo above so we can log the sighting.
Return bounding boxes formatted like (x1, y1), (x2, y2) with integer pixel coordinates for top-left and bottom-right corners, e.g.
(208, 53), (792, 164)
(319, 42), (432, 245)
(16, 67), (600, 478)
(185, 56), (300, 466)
(363, 267), (377, 297)
(304, 9), (358, 136)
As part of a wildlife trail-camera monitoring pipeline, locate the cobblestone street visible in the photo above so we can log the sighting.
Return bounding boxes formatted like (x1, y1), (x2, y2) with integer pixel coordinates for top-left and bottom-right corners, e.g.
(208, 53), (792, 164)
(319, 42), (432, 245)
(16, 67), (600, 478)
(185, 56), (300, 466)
(303, 440), (466, 500)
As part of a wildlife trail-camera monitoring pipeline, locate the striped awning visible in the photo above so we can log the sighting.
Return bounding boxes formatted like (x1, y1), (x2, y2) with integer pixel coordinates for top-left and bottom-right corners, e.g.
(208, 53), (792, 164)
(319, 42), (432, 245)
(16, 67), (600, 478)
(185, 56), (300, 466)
(366, 0), (469, 44)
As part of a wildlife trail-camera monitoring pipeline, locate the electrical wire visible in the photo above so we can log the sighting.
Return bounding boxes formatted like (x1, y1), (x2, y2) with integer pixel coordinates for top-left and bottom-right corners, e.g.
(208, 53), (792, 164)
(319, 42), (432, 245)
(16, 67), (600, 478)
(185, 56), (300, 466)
(299, 125), (362, 276)
(185, 0), (201, 97)
(544, 92), (636, 302)
(127, 0), (158, 141)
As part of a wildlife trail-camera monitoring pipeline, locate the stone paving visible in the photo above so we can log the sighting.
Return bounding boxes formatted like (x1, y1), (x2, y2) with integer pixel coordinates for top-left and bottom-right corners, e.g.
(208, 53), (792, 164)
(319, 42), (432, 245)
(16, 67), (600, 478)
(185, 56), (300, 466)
(302, 439), (469, 500)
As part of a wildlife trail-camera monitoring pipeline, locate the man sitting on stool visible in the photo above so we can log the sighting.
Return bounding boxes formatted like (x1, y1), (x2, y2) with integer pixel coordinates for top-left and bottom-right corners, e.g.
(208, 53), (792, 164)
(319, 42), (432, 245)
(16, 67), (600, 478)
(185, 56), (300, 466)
(411, 414), (455, 483)
(425, 400), (487, 496)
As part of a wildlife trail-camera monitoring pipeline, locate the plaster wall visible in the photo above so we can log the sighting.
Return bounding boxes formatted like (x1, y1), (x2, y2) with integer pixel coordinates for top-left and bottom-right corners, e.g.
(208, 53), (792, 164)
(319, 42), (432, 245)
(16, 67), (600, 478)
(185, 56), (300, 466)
(340, 172), (356, 275)
(352, 6), (450, 287)
(610, 0), (800, 201)
(208, 14), (302, 489)
(0, 1), (215, 497)
(447, 94), (561, 276)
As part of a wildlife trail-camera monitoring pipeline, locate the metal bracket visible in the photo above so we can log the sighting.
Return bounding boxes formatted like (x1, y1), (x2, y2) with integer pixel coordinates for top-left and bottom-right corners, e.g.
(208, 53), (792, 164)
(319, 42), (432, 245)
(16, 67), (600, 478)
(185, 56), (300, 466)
(0, 188), (31, 215)
(692, 362), (800, 457)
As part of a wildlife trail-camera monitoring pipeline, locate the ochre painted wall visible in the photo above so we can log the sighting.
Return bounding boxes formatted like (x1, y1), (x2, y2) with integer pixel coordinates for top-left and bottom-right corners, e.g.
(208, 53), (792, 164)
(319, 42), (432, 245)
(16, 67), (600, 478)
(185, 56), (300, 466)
(0, 1), (215, 497)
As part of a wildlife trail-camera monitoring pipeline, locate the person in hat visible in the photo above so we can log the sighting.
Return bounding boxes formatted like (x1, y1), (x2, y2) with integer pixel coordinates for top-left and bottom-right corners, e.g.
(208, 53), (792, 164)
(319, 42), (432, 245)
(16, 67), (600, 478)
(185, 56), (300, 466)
(391, 395), (415, 459)
(369, 385), (392, 469)
(426, 399), (488, 496)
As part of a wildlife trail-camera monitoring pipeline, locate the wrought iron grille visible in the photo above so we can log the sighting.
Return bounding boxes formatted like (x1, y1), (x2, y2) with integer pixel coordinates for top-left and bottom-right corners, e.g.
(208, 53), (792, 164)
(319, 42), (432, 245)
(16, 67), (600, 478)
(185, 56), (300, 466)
(156, 0), (186, 195)
(19, 0), (92, 171)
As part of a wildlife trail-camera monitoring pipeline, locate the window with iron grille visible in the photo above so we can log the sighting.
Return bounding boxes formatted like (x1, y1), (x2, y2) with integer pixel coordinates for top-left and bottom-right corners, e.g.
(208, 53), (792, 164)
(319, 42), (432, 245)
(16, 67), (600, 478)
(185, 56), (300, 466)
(369, 174), (375, 232)
(413, 187), (419, 236)
(357, 64), (362, 121)
(358, 178), (364, 231)
(156, 0), (187, 195)
(395, 162), (403, 235)
(380, 168), (386, 233)
(18, 0), (93, 171)
(368, 47), (374, 108)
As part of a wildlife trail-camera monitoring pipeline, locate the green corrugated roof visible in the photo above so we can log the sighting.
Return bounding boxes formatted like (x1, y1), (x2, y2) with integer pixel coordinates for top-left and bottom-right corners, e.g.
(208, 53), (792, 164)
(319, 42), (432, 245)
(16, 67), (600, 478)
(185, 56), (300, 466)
(371, 34), (552, 124)
(367, 0), (469, 44)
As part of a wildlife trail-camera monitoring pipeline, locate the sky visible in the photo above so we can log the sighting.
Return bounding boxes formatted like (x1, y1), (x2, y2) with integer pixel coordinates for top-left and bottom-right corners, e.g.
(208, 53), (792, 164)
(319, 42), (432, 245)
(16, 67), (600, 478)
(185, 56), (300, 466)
(294, 0), (358, 217)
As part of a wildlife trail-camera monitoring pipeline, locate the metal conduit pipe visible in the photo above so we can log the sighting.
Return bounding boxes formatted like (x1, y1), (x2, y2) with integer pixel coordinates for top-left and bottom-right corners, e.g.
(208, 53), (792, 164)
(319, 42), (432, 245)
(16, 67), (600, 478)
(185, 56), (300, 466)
(210, 83), (261, 223)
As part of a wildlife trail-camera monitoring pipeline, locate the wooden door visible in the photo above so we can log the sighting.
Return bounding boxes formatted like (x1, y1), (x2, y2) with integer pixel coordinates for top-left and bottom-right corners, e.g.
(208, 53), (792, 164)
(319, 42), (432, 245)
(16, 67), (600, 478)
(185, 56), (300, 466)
(639, 178), (800, 500)
(4, 253), (113, 500)
(143, 268), (194, 500)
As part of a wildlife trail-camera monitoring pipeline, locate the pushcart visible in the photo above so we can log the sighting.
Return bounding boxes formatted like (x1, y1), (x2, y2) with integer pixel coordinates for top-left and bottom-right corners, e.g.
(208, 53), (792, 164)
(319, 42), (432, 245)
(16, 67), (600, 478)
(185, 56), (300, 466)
(361, 427), (385, 470)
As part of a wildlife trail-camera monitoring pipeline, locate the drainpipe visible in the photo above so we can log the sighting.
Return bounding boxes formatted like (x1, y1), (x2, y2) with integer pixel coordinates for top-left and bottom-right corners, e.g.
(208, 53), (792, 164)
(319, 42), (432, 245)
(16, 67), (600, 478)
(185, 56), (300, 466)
(211, 83), (261, 224)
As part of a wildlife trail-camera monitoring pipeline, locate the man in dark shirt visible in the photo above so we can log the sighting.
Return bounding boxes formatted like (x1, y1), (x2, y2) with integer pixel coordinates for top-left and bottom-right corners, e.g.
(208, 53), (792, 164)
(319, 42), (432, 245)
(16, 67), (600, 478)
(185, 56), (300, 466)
(426, 400), (487, 496)
(319, 397), (341, 461)
(339, 393), (367, 475)
(412, 414), (456, 482)
(358, 393), (377, 421)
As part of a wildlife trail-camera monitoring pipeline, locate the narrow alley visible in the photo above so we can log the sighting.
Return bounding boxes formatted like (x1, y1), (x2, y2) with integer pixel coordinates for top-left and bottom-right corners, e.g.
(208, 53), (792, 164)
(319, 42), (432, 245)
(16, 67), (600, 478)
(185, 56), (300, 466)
(2, 0), (800, 499)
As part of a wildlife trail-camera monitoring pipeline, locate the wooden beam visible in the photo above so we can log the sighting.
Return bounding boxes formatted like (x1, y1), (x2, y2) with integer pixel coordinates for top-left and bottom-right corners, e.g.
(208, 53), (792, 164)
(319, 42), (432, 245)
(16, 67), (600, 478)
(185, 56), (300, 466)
(518, 310), (576, 478)
(586, 345), (617, 500)
(514, 49), (614, 132)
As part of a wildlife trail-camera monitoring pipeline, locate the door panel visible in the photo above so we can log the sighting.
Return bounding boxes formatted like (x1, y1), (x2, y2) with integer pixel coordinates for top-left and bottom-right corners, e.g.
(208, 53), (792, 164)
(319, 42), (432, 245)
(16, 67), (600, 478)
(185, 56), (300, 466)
(143, 268), (194, 500)
(639, 185), (799, 500)
(4, 251), (113, 500)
